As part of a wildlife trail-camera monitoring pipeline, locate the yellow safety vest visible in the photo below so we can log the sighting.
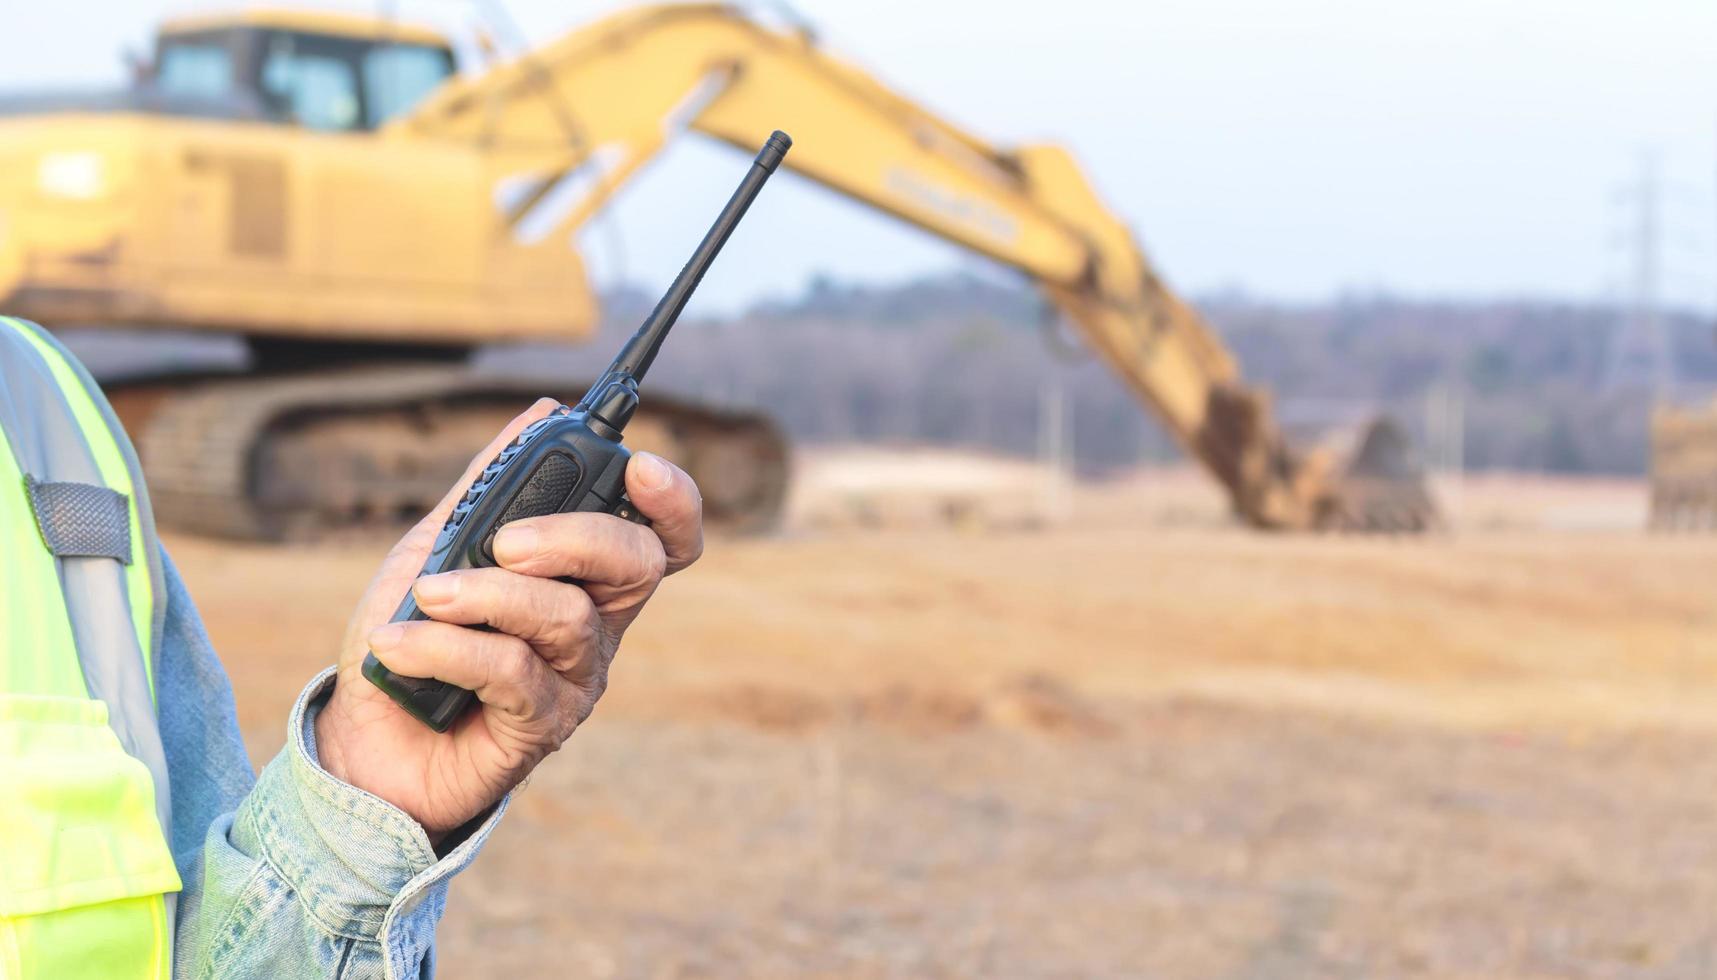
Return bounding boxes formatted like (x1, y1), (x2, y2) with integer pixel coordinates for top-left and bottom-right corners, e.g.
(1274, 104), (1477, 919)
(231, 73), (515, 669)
(0, 317), (180, 979)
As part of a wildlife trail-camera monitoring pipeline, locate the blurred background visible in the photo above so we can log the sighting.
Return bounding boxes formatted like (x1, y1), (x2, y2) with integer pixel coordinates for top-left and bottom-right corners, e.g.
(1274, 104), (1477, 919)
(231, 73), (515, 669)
(3, 0), (1716, 975)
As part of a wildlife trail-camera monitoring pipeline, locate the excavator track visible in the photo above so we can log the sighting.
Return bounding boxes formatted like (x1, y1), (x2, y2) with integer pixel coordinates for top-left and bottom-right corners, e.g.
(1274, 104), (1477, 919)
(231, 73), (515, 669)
(127, 365), (787, 540)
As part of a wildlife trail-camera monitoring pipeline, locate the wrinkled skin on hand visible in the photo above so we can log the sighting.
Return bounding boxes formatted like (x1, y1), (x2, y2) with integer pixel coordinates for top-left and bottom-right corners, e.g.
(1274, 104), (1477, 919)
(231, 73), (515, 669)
(314, 399), (704, 838)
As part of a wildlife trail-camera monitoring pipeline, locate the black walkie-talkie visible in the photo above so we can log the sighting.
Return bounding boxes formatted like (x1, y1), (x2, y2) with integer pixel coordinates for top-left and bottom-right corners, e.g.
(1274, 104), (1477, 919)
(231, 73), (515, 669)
(364, 130), (792, 732)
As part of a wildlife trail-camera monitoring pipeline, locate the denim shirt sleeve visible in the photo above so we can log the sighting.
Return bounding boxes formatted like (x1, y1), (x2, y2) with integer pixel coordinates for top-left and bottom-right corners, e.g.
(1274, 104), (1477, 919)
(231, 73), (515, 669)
(157, 550), (508, 978)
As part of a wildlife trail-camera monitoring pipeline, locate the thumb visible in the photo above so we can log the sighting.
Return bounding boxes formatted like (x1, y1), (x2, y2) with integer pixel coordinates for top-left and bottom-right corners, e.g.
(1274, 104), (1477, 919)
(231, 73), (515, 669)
(361, 398), (564, 624)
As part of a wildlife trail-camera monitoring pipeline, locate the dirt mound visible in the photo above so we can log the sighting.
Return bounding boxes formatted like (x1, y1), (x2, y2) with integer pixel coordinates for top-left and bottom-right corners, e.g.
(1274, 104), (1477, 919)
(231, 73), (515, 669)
(982, 673), (1117, 737)
(712, 683), (835, 733)
(684, 674), (1113, 739)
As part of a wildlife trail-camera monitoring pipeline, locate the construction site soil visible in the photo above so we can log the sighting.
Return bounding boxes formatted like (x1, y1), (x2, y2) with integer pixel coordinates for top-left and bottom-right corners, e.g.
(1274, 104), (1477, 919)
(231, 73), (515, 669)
(170, 462), (1717, 978)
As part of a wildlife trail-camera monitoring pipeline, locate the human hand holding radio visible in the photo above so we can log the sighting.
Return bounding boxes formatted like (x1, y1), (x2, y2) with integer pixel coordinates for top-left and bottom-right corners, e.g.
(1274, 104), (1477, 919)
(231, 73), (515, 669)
(312, 132), (789, 838)
(315, 407), (704, 838)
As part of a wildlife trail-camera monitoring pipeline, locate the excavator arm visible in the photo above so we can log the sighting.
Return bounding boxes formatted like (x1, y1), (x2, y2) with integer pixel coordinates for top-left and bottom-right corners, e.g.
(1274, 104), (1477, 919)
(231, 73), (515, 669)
(401, 3), (1434, 530)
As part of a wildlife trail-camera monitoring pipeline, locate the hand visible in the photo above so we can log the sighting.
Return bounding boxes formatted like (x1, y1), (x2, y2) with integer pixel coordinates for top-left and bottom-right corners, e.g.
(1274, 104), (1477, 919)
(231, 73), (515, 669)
(314, 399), (704, 839)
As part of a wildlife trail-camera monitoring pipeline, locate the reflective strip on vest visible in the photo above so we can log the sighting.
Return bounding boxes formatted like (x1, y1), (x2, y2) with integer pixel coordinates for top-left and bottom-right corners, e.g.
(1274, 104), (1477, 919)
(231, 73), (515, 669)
(0, 317), (179, 980)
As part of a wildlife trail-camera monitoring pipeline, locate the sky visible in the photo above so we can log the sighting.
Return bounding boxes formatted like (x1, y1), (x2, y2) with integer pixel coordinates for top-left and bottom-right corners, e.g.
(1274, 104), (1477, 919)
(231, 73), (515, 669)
(4, 0), (1716, 313)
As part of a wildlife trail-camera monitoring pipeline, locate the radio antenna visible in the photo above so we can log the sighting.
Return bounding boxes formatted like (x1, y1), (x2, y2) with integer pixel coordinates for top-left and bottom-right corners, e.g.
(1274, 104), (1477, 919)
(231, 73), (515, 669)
(579, 131), (792, 433)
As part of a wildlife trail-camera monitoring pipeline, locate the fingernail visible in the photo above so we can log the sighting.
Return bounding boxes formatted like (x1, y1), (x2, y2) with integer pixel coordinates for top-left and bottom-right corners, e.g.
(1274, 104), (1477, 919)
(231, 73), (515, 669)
(368, 622), (406, 651)
(492, 522), (539, 564)
(413, 573), (461, 604)
(634, 452), (672, 491)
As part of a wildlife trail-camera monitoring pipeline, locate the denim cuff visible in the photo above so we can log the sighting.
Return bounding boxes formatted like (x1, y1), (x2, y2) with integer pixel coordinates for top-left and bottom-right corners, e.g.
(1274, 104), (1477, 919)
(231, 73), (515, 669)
(245, 667), (510, 945)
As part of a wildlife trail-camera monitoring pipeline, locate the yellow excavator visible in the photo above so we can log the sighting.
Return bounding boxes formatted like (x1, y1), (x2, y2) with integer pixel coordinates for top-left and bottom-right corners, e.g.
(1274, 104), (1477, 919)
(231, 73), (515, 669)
(0, 4), (1435, 538)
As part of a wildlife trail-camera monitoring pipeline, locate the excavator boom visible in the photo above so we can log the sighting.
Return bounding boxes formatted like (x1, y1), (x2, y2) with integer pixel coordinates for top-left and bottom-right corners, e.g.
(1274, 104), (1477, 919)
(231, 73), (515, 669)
(399, 3), (1434, 529)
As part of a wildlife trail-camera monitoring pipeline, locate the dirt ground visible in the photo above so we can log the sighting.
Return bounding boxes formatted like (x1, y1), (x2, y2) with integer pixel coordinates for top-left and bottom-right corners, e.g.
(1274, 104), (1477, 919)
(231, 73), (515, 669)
(167, 463), (1717, 978)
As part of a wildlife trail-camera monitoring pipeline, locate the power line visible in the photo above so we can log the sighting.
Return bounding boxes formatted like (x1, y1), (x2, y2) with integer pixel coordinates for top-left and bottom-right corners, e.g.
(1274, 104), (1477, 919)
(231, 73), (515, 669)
(1605, 151), (1676, 396)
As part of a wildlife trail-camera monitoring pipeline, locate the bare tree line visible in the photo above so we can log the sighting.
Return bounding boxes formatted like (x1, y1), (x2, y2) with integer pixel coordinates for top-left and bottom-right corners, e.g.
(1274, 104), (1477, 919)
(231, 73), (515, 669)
(499, 274), (1712, 476)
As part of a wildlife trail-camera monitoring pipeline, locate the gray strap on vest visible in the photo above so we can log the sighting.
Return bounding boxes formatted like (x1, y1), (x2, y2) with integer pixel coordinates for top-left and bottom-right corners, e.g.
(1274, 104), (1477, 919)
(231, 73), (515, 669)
(25, 476), (133, 562)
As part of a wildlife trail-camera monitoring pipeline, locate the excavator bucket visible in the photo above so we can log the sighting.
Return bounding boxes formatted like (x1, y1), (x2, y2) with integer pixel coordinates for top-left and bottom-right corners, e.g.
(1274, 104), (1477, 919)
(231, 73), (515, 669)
(1313, 415), (1441, 533)
(1197, 382), (1439, 533)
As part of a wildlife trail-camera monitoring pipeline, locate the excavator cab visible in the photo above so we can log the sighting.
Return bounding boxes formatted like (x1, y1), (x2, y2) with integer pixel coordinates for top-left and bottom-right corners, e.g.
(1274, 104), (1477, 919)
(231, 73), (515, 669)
(150, 11), (455, 131)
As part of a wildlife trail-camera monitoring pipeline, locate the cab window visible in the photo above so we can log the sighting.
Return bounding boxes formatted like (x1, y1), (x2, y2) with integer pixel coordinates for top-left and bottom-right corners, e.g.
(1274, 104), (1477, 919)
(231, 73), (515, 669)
(261, 36), (361, 131)
(363, 44), (452, 127)
(155, 27), (453, 131)
(156, 41), (235, 102)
